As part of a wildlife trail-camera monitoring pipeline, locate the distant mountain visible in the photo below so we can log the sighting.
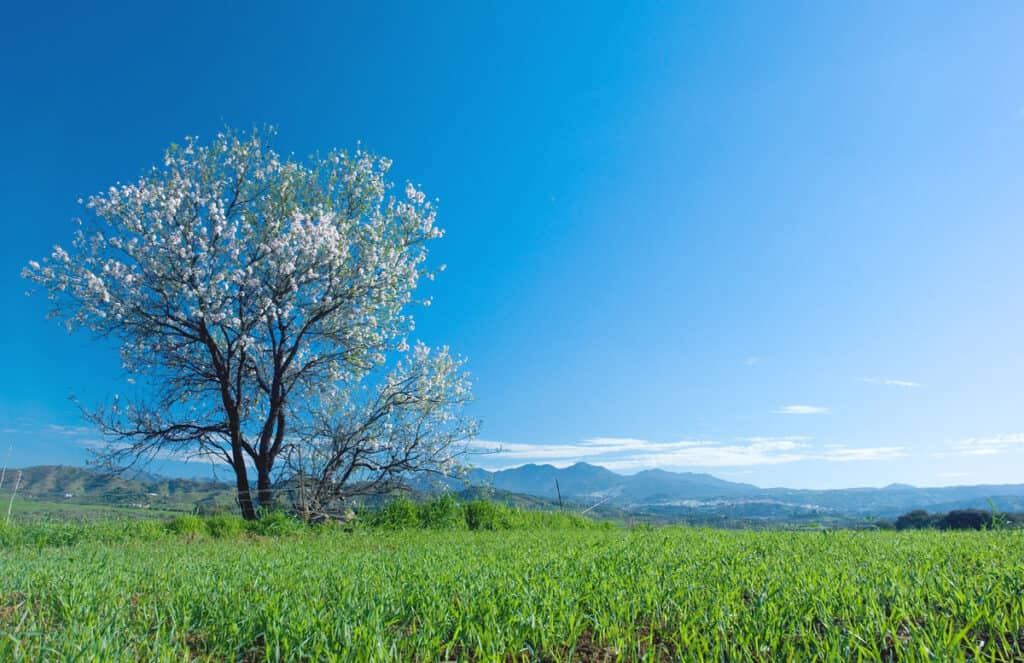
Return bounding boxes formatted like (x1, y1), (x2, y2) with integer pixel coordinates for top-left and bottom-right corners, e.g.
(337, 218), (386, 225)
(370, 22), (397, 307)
(467, 462), (1024, 519)
(488, 462), (622, 499)
(620, 469), (758, 502)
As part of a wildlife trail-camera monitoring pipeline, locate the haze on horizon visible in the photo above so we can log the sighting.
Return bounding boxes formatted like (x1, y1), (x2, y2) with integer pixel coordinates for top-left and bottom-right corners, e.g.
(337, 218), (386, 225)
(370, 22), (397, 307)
(3, 3), (1024, 490)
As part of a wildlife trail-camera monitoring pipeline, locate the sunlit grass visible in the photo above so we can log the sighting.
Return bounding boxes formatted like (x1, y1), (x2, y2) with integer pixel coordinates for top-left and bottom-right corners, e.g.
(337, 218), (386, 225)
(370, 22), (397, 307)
(1, 526), (1022, 661)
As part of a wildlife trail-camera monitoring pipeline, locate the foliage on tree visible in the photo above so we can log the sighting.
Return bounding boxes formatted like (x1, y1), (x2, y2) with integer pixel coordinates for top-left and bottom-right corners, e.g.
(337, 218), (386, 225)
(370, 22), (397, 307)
(24, 128), (476, 519)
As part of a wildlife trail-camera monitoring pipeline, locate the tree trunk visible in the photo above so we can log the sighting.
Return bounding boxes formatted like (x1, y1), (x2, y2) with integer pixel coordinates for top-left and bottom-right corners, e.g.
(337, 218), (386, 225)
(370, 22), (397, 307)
(230, 432), (257, 520)
(257, 459), (274, 512)
(234, 462), (257, 520)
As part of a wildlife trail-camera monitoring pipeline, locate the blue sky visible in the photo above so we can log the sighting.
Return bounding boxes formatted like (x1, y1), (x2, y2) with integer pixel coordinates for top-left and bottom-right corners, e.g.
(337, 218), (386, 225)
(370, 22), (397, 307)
(3, 2), (1024, 488)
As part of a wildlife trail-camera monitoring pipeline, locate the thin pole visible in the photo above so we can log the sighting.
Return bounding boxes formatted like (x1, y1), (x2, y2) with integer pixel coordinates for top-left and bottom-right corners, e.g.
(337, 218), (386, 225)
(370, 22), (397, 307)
(298, 446), (308, 522)
(5, 470), (22, 526)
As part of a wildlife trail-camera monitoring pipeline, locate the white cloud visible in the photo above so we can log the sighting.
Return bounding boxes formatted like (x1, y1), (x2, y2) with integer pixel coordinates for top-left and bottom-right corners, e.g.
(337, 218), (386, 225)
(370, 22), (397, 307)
(45, 424), (95, 436)
(472, 436), (904, 472)
(744, 356), (759, 366)
(862, 378), (921, 388)
(599, 439), (809, 471)
(772, 405), (830, 415)
(941, 433), (1024, 457)
(818, 445), (906, 462)
(71, 438), (106, 449)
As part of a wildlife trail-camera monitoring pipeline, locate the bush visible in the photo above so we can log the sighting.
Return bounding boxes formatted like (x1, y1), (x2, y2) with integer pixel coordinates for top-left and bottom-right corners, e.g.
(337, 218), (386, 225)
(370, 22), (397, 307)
(464, 501), (513, 530)
(371, 496), (421, 529)
(360, 496), (602, 531)
(166, 514), (206, 537)
(204, 514), (246, 538)
(126, 518), (167, 541)
(246, 509), (304, 536)
(895, 510), (937, 530)
(937, 509), (993, 531)
(418, 494), (466, 530)
(893, 508), (1024, 531)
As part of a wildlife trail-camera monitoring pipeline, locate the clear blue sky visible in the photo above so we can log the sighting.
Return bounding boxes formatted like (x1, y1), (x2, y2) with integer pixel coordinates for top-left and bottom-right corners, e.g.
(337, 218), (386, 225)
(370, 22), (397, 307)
(3, 2), (1024, 488)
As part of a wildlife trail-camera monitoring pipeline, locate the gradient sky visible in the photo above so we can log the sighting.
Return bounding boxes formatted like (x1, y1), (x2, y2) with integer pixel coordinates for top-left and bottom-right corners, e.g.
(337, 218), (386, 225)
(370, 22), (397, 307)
(3, 2), (1024, 488)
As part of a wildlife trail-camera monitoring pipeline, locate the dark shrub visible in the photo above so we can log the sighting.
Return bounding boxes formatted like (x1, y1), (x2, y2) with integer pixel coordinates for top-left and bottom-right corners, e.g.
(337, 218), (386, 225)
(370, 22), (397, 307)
(895, 510), (937, 530)
(937, 509), (993, 531)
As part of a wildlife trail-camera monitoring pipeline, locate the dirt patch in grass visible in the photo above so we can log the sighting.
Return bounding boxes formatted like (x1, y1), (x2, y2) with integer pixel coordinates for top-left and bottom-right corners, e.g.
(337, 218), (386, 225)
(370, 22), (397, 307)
(568, 629), (620, 662)
(236, 633), (266, 663)
(0, 592), (26, 622)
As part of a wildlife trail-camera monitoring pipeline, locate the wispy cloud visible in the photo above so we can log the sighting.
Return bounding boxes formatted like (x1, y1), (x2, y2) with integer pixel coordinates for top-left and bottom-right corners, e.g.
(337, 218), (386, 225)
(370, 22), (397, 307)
(600, 439), (811, 471)
(772, 405), (830, 415)
(46, 424), (96, 436)
(862, 378), (921, 388)
(473, 438), (711, 463)
(818, 445), (906, 462)
(940, 433), (1024, 457)
(71, 438), (106, 449)
(743, 356), (759, 366)
(472, 436), (903, 472)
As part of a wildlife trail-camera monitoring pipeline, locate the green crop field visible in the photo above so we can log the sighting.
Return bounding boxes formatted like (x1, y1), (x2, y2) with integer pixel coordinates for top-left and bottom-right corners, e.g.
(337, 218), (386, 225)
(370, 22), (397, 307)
(2, 496), (183, 521)
(1, 521), (1023, 662)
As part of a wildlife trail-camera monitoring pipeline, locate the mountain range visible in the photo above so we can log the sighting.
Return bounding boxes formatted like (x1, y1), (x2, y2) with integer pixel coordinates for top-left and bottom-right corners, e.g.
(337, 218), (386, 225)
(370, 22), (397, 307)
(464, 462), (1024, 520)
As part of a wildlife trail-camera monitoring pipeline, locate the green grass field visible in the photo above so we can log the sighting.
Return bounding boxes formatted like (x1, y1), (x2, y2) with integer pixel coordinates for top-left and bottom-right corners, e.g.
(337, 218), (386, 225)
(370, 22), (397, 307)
(2, 496), (183, 521)
(1, 522), (1023, 662)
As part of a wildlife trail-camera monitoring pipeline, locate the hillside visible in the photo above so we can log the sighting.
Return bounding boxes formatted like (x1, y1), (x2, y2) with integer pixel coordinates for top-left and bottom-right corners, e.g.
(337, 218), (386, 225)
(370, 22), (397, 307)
(3, 465), (237, 513)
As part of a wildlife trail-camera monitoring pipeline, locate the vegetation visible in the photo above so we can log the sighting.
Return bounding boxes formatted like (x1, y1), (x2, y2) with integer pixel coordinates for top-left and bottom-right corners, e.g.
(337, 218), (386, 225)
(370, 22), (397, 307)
(0, 496), (595, 547)
(360, 494), (598, 531)
(1, 513), (1022, 661)
(892, 508), (1024, 531)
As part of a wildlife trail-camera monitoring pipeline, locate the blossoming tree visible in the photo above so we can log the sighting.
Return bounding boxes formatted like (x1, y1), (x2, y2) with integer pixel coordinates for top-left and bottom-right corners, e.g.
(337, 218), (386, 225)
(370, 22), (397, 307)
(24, 129), (476, 520)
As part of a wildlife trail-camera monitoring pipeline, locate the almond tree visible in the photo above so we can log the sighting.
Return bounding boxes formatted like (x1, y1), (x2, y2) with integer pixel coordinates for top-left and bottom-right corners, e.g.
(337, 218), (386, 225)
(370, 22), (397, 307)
(24, 128), (475, 519)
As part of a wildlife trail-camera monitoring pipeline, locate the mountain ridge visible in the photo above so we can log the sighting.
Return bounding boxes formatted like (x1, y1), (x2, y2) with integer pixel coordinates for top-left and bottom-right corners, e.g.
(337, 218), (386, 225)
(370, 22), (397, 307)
(469, 461), (1024, 517)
